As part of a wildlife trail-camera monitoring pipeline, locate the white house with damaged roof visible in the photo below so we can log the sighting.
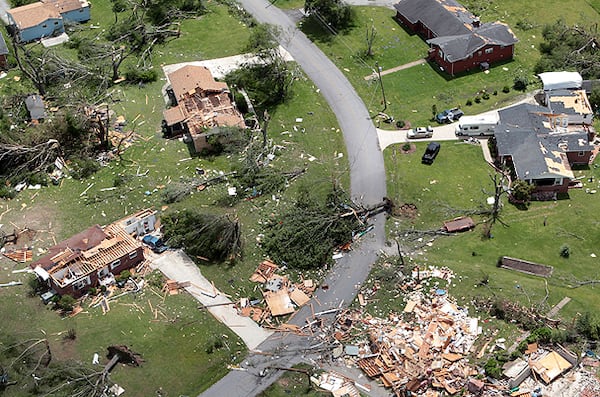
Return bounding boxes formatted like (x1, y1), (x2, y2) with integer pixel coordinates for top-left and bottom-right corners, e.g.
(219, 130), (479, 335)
(393, 0), (518, 75)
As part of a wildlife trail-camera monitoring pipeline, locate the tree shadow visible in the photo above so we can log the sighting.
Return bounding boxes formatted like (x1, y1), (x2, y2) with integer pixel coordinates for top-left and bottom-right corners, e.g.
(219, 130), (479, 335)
(299, 16), (336, 44)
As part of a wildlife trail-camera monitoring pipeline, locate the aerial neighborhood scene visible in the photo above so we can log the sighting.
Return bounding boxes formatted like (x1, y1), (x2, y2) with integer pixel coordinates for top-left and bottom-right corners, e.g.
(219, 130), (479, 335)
(2, 0), (600, 396)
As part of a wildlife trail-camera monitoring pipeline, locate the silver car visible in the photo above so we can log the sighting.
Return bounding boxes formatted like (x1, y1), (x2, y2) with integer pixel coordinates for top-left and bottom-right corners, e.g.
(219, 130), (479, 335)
(407, 126), (433, 139)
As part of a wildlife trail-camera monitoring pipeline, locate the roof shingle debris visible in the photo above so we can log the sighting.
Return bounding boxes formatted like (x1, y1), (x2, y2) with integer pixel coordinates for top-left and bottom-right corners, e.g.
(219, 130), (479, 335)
(333, 285), (484, 396)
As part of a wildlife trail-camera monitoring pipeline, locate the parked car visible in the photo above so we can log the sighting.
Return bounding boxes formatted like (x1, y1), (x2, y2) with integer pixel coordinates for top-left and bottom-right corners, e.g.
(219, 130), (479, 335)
(142, 234), (168, 254)
(435, 108), (464, 123)
(421, 142), (441, 164)
(407, 126), (434, 139)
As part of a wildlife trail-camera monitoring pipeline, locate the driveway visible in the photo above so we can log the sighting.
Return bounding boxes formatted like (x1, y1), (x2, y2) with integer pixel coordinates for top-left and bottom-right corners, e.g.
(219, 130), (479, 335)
(150, 250), (273, 350)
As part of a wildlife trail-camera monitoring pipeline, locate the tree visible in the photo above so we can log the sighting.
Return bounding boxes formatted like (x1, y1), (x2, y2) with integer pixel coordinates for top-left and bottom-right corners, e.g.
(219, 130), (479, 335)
(261, 183), (362, 270)
(534, 20), (600, 79)
(227, 24), (292, 114)
(589, 86), (600, 114)
(304, 0), (355, 31)
(162, 210), (242, 262)
(510, 179), (534, 203)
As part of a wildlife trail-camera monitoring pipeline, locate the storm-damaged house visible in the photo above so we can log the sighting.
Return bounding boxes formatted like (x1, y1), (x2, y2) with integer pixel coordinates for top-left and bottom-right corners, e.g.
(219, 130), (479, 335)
(162, 65), (246, 153)
(493, 103), (595, 200)
(393, 0), (518, 75)
(31, 223), (144, 297)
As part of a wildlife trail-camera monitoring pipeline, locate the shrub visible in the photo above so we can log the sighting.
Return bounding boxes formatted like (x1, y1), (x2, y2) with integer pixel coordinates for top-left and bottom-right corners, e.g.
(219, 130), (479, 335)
(401, 143), (411, 151)
(395, 120), (406, 129)
(513, 75), (529, 91)
(56, 295), (77, 312)
(0, 181), (16, 199)
(124, 67), (158, 84)
(116, 270), (131, 283)
(465, 99), (473, 106)
(474, 96), (481, 103)
(27, 275), (44, 297)
(493, 90), (498, 96)
(64, 328), (77, 340)
(69, 157), (99, 180)
(484, 358), (503, 379)
(502, 86), (510, 93)
(482, 92), (490, 100)
(560, 244), (570, 258)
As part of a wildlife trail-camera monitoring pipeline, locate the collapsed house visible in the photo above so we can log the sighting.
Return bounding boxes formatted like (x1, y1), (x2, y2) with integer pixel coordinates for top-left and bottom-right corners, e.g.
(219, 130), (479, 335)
(30, 223), (144, 297)
(162, 65), (246, 153)
(335, 288), (482, 396)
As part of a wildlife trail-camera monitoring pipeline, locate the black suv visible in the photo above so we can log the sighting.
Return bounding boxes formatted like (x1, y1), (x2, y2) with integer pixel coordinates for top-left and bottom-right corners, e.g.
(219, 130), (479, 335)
(421, 142), (441, 164)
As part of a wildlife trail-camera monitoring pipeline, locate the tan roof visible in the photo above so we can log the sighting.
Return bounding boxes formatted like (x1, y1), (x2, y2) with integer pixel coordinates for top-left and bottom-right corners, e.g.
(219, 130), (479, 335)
(41, 0), (87, 13)
(8, 2), (62, 29)
(168, 65), (228, 99)
(163, 106), (186, 126)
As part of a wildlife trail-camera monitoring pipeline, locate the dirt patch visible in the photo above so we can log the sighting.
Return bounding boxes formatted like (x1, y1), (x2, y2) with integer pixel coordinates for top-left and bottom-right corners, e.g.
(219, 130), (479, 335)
(399, 143), (417, 154)
(395, 203), (418, 219)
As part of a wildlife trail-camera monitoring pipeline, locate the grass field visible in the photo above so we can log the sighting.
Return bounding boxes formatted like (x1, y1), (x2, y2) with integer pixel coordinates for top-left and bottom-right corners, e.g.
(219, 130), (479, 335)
(384, 141), (600, 322)
(299, 2), (600, 128)
(0, 0), (346, 395)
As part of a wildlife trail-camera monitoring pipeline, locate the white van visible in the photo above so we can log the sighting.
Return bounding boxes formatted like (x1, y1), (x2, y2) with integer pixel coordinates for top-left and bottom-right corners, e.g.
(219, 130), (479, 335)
(455, 113), (499, 137)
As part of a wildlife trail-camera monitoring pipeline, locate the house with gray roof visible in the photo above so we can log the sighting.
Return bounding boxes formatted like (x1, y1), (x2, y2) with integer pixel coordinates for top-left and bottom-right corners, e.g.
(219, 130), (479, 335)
(494, 104), (594, 199)
(394, 0), (518, 75)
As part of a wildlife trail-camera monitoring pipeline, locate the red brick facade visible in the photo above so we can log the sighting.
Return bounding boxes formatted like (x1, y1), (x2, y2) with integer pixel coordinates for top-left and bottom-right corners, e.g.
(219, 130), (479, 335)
(427, 43), (515, 75)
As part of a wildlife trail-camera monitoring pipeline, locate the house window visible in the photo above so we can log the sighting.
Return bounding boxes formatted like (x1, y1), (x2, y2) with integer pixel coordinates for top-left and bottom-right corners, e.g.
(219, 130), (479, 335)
(129, 251), (138, 259)
(485, 48), (493, 54)
(579, 151), (585, 157)
(73, 277), (90, 291)
(439, 50), (444, 59)
(110, 259), (121, 270)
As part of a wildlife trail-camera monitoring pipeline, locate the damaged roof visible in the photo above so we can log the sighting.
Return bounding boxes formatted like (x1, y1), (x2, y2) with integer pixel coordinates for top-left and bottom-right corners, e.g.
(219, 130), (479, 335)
(167, 65), (228, 100)
(495, 103), (591, 180)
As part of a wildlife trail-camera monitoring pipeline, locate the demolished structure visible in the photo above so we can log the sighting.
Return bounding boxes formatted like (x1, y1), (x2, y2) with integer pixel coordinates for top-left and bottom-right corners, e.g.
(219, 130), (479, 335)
(162, 65), (246, 153)
(334, 288), (482, 396)
(30, 223), (144, 297)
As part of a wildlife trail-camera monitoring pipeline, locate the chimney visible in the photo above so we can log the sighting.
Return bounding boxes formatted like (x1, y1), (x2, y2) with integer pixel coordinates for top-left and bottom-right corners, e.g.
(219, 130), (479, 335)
(472, 17), (480, 28)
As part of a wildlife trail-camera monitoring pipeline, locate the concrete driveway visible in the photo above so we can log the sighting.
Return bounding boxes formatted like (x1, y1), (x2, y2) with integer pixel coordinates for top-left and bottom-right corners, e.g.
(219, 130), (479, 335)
(150, 250), (273, 350)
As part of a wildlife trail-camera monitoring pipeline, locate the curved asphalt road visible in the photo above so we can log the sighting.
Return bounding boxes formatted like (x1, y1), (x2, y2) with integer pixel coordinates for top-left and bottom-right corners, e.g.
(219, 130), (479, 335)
(200, 1), (388, 396)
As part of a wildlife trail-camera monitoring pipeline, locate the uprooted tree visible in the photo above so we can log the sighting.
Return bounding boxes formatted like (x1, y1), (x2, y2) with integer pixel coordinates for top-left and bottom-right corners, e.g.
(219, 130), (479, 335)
(226, 23), (294, 116)
(261, 182), (365, 270)
(161, 210), (243, 262)
(534, 20), (600, 79)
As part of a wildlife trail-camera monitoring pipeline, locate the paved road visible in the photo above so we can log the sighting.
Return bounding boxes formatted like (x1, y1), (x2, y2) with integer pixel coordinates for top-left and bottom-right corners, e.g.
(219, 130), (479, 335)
(200, 1), (388, 396)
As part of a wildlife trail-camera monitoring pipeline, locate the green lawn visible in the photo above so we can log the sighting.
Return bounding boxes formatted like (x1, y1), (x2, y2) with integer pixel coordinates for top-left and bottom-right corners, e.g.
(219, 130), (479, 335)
(0, 273), (243, 396)
(384, 141), (600, 322)
(299, 2), (599, 127)
(0, 0), (346, 395)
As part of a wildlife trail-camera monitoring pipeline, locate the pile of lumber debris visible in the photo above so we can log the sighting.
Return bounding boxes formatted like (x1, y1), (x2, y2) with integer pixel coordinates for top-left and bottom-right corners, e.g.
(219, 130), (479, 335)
(240, 260), (316, 329)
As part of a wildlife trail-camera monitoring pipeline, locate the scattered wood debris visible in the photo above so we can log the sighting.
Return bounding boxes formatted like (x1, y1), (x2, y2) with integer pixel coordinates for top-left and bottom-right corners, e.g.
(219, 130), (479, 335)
(3, 247), (33, 263)
(442, 216), (475, 233)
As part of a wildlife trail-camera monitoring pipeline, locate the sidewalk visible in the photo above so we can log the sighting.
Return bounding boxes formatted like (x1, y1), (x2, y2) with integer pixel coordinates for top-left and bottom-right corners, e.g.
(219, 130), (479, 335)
(150, 250), (273, 350)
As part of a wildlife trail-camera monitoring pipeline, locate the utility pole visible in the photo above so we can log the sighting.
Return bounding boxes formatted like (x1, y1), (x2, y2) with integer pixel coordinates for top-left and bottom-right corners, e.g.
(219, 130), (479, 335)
(375, 61), (387, 112)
